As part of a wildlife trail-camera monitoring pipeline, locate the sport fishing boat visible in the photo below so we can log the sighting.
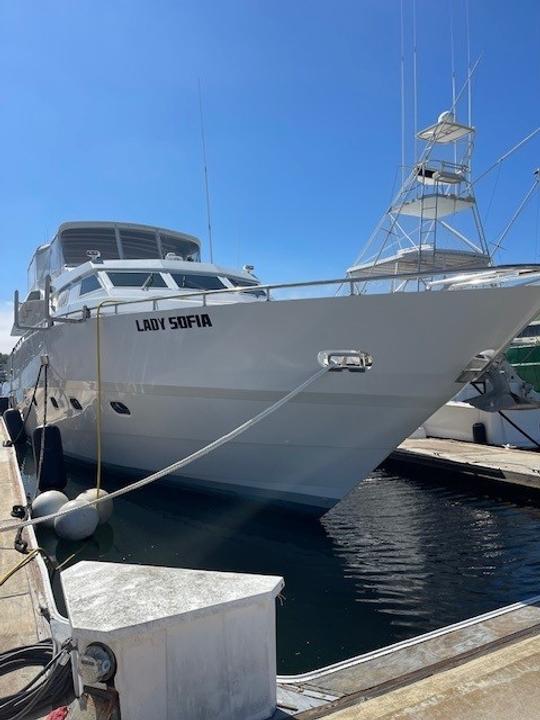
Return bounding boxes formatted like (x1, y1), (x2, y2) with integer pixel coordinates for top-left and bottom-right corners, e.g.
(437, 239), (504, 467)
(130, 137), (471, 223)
(3, 212), (540, 510)
(343, 88), (540, 453)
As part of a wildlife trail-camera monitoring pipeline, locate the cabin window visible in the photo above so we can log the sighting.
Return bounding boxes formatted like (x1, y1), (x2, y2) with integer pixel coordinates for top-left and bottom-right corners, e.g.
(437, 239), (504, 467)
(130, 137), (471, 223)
(171, 273), (226, 291)
(69, 398), (82, 410)
(107, 272), (167, 288)
(50, 397), (59, 409)
(227, 277), (266, 297)
(80, 274), (102, 295)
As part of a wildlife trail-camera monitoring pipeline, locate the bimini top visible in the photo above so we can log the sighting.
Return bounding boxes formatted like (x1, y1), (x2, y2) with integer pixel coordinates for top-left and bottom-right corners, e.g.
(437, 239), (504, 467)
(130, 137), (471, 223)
(27, 221), (202, 291)
(347, 246), (492, 279)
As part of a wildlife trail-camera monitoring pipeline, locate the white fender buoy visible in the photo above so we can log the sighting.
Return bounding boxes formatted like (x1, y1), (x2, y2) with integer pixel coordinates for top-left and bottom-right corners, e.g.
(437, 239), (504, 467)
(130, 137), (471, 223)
(54, 499), (99, 541)
(77, 489), (113, 525)
(31, 490), (69, 528)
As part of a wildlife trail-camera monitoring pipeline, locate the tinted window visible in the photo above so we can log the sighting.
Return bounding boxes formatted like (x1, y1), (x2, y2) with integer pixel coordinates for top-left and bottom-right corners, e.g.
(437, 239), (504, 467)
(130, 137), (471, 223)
(61, 226), (120, 264)
(80, 274), (102, 295)
(171, 273), (226, 291)
(228, 277), (266, 297)
(517, 324), (540, 339)
(107, 272), (167, 288)
(119, 229), (159, 259)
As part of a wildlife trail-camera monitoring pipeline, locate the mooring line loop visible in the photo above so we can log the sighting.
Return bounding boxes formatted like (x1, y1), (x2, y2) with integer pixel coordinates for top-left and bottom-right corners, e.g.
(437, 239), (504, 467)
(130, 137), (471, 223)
(0, 365), (329, 535)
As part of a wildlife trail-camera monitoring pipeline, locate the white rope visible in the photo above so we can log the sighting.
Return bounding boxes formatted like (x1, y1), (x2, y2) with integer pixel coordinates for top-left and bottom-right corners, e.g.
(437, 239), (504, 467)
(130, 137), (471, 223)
(0, 366), (329, 534)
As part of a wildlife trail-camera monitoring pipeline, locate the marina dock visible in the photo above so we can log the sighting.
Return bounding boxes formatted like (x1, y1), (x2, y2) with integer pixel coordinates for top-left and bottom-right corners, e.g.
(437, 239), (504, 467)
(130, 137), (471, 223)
(0, 423), (51, 705)
(277, 597), (540, 718)
(388, 437), (540, 492)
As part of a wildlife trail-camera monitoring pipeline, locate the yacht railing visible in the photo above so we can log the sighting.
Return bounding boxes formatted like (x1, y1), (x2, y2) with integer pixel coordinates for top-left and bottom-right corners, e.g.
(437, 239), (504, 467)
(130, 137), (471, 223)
(7, 264), (540, 354)
(46, 262), (540, 320)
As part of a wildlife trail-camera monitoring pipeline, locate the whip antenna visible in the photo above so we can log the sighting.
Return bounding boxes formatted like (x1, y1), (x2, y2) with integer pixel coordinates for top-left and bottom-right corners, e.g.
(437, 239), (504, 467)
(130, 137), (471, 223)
(400, 0), (406, 184)
(466, 0), (472, 126)
(198, 78), (214, 263)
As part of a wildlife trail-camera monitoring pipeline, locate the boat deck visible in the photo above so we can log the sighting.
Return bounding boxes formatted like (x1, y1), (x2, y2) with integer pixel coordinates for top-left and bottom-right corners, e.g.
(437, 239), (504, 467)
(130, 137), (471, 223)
(387, 437), (540, 492)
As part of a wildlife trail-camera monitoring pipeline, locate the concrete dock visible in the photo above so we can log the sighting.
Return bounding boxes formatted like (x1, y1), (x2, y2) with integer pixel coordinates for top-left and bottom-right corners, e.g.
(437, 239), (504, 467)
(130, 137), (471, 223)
(0, 424), (52, 704)
(388, 437), (540, 492)
(276, 598), (540, 718)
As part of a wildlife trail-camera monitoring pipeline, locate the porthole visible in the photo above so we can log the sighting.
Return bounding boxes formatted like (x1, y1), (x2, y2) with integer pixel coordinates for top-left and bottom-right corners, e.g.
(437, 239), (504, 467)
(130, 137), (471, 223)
(69, 398), (82, 410)
(110, 401), (131, 415)
(50, 397), (59, 409)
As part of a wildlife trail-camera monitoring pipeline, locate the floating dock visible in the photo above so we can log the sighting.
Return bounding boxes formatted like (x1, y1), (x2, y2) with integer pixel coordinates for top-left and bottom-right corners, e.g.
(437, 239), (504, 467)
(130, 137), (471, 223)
(388, 437), (540, 492)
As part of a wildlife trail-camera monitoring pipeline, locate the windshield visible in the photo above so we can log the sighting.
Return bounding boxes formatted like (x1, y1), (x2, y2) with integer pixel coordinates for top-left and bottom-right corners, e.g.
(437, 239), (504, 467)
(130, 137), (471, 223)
(171, 273), (226, 291)
(228, 277), (266, 297)
(107, 272), (167, 288)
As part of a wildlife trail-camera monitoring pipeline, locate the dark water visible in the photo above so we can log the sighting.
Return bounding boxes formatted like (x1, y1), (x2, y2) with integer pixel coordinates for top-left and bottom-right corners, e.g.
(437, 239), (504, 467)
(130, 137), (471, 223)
(25, 456), (540, 675)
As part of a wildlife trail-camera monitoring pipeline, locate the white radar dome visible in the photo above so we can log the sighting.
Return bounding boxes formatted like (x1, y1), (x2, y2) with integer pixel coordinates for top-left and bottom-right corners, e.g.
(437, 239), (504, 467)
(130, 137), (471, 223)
(438, 110), (455, 124)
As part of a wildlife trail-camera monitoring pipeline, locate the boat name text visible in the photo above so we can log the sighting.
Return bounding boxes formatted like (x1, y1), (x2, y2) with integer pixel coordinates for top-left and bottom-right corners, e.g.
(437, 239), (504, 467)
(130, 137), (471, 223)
(135, 314), (213, 332)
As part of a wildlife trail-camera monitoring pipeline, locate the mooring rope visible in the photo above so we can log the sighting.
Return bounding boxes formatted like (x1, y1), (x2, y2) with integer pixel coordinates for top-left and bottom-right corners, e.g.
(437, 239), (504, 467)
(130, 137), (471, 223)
(0, 364), (329, 534)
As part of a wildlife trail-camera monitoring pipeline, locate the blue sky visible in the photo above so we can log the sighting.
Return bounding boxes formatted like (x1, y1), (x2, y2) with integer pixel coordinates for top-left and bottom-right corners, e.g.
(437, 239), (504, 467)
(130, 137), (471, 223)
(0, 0), (539, 350)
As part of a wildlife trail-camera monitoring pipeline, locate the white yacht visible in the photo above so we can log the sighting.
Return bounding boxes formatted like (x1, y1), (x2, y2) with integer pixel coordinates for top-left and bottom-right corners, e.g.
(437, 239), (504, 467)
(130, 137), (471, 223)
(4, 213), (540, 510)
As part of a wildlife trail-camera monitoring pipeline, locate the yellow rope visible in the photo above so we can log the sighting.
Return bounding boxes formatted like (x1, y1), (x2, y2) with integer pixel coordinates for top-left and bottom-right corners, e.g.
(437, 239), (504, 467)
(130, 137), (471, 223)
(55, 541), (90, 572)
(95, 303), (104, 495)
(95, 300), (116, 496)
(0, 548), (41, 588)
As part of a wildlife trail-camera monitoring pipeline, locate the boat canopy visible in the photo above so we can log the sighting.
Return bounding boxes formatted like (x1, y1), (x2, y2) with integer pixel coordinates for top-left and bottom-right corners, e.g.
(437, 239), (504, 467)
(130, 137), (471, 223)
(27, 222), (201, 291)
(391, 194), (475, 219)
(348, 246), (491, 279)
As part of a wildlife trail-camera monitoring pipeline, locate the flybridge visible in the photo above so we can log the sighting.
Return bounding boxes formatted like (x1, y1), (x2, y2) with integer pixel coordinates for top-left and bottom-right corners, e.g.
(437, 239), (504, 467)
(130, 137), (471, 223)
(27, 222), (202, 292)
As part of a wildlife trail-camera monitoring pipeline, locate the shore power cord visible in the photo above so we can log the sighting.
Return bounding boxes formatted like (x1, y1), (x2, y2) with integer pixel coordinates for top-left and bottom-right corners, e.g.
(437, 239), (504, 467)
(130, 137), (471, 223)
(0, 638), (74, 720)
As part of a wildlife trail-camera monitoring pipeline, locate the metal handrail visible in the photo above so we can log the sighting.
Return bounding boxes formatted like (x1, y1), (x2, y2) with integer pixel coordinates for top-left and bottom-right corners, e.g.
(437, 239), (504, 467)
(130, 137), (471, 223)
(49, 262), (540, 321)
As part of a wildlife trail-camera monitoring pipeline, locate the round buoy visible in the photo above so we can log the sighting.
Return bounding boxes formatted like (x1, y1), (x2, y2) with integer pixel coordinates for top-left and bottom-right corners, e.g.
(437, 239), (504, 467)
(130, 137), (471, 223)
(3, 408), (25, 444)
(32, 425), (67, 492)
(77, 489), (113, 525)
(31, 490), (69, 528)
(54, 499), (99, 541)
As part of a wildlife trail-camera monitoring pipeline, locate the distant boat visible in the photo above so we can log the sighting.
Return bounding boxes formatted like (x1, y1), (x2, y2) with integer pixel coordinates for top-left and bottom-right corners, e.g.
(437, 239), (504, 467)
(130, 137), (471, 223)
(506, 320), (540, 392)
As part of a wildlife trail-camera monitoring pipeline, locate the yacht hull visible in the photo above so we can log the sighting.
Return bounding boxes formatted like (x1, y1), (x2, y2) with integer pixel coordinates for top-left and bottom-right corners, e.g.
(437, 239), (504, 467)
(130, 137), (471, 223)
(8, 287), (540, 508)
